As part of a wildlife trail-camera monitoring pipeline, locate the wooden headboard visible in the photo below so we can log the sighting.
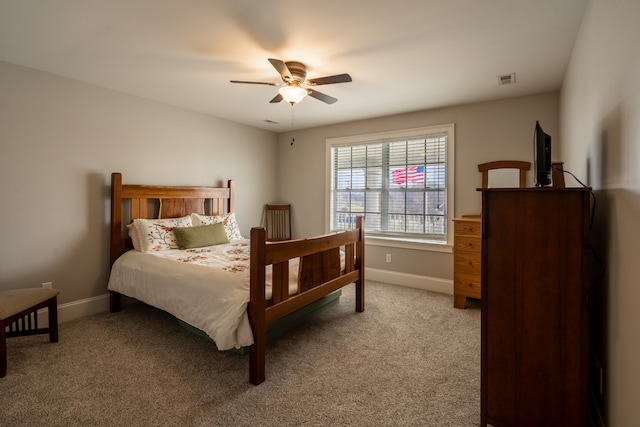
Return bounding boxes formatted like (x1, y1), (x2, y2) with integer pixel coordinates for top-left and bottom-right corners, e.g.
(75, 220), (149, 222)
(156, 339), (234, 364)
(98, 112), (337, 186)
(110, 172), (235, 266)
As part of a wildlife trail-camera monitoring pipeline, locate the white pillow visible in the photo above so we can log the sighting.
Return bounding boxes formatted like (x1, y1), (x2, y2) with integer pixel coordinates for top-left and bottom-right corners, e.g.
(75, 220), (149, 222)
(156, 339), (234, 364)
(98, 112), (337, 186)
(127, 223), (142, 251)
(133, 215), (193, 252)
(191, 212), (243, 240)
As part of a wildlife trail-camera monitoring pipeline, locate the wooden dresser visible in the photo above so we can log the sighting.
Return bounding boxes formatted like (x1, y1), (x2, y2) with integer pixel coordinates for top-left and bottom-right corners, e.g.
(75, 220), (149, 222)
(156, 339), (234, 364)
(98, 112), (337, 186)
(480, 188), (590, 427)
(452, 215), (481, 309)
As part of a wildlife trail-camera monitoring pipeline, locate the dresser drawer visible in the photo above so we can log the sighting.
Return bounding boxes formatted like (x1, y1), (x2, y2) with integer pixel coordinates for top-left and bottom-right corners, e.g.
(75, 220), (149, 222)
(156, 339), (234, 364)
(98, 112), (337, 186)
(453, 235), (482, 253)
(454, 273), (481, 298)
(454, 220), (481, 236)
(454, 251), (481, 274)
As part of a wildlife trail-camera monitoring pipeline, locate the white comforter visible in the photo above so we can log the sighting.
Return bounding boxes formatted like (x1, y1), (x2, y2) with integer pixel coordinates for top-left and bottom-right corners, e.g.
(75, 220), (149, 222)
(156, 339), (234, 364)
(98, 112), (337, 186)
(107, 240), (299, 350)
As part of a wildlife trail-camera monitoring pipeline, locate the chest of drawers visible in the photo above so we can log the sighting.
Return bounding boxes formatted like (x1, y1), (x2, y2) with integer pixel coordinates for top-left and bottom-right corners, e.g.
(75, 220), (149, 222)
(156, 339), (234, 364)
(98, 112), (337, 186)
(480, 188), (590, 426)
(452, 215), (481, 308)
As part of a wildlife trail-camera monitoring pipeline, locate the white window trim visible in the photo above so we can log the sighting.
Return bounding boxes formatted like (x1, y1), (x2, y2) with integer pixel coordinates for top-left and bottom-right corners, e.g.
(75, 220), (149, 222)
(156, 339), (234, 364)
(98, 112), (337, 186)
(325, 124), (455, 252)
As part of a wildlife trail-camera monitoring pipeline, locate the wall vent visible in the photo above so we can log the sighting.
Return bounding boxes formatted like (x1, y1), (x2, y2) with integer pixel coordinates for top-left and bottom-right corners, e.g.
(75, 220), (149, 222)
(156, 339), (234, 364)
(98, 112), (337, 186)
(497, 73), (516, 85)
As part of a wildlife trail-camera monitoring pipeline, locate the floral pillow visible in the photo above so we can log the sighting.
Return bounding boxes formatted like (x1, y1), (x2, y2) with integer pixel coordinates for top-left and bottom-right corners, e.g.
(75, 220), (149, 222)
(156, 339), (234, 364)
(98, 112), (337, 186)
(191, 212), (243, 240)
(132, 215), (193, 252)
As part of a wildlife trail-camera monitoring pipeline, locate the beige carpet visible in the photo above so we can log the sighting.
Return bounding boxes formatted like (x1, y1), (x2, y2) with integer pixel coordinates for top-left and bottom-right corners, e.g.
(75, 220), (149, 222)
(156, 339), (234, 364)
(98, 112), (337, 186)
(0, 281), (481, 426)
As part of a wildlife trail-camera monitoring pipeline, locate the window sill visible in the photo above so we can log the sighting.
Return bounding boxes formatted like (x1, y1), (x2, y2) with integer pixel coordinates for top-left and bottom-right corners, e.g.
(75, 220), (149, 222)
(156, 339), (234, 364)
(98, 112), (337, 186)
(365, 235), (453, 253)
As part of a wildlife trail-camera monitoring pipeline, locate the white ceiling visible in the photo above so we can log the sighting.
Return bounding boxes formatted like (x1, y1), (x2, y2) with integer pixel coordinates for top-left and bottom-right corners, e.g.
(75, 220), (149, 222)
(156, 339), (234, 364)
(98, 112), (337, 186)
(0, 0), (589, 133)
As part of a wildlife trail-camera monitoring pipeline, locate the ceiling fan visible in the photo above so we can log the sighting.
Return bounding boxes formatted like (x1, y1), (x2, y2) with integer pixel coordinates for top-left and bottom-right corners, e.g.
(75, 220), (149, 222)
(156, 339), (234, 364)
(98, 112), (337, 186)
(230, 58), (352, 105)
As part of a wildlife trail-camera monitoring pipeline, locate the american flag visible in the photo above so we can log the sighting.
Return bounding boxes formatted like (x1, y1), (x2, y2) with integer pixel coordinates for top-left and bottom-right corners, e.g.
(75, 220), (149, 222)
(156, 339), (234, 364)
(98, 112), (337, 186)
(391, 166), (425, 185)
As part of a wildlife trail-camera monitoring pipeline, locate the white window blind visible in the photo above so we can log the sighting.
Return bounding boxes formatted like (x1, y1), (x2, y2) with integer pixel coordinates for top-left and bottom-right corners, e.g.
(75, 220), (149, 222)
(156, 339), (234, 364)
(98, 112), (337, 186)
(329, 125), (452, 242)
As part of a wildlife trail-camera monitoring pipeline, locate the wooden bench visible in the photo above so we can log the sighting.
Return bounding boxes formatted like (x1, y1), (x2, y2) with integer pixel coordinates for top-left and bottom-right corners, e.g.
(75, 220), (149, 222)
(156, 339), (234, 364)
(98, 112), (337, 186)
(0, 288), (59, 378)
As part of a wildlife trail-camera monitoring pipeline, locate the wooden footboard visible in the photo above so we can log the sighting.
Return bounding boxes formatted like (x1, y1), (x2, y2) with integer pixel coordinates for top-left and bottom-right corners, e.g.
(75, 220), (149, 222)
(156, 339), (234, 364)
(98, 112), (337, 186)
(248, 216), (364, 385)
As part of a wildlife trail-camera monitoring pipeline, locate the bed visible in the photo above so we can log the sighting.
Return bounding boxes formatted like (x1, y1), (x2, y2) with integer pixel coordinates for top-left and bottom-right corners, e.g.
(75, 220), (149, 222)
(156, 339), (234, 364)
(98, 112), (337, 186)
(107, 172), (365, 385)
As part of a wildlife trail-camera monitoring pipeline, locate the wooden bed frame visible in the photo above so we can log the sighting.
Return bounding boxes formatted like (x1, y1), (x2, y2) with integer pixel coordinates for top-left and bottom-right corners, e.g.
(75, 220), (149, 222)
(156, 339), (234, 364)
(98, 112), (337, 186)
(108, 172), (365, 385)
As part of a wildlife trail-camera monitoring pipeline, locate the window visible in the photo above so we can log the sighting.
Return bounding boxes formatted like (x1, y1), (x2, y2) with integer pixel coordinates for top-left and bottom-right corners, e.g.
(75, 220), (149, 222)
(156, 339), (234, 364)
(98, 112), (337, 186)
(327, 124), (454, 246)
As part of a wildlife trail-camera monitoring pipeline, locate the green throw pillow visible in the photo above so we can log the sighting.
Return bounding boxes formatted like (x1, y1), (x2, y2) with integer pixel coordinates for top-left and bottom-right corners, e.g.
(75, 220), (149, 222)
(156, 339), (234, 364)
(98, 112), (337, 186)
(173, 223), (229, 249)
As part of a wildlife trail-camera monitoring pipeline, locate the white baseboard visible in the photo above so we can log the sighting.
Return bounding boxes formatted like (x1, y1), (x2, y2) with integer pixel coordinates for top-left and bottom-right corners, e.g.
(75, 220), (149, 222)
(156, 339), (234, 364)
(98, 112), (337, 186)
(366, 267), (453, 295)
(32, 270), (451, 326)
(37, 293), (111, 326)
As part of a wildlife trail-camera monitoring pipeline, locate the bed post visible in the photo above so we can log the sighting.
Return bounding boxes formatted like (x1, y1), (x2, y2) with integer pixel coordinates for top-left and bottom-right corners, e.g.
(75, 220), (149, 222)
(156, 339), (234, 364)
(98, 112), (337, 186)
(355, 216), (365, 312)
(249, 226), (267, 385)
(227, 179), (234, 213)
(110, 173), (123, 313)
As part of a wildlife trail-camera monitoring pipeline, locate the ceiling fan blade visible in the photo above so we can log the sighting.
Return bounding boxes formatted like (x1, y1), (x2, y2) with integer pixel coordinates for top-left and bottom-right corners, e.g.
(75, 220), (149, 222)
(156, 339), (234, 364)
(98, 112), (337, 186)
(230, 80), (278, 86)
(269, 93), (283, 103)
(268, 58), (292, 82)
(306, 73), (352, 86)
(308, 89), (337, 104)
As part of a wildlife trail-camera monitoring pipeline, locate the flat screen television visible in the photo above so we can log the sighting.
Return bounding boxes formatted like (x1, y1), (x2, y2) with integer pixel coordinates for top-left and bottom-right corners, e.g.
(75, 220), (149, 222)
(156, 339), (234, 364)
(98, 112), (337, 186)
(534, 121), (552, 187)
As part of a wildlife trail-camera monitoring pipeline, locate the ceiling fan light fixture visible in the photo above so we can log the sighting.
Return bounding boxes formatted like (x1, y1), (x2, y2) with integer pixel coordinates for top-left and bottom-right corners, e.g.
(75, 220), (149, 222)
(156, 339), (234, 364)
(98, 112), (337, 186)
(279, 85), (308, 104)
(231, 58), (350, 105)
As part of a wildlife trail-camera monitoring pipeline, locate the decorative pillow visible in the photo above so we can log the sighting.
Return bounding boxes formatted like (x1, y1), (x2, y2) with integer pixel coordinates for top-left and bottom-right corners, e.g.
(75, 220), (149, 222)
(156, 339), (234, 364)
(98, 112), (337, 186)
(127, 223), (142, 251)
(133, 215), (193, 252)
(173, 223), (229, 249)
(191, 212), (243, 240)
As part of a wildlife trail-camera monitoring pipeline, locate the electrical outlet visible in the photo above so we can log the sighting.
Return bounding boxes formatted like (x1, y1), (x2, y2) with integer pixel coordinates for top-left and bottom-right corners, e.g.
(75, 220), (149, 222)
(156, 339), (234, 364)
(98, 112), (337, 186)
(385, 254), (392, 263)
(42, 281), (53, 289)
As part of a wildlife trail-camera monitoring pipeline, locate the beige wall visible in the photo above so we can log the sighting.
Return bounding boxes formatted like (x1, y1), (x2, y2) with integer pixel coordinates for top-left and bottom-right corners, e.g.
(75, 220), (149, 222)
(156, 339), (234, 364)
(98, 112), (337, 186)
(561, 0), (640, 424)
(276, 92), (559, 279)
(0, 60), (562, 314)
(0, 60), (278, 304)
